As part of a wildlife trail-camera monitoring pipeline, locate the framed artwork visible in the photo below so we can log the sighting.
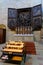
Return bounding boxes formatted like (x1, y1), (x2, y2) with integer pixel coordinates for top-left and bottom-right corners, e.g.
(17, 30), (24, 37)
(19, 12), (31, 26)
(8, 8), (17, 18)
(32, 16), (42, 31)
(18, 8), (31, 27)
(8, 19), (17, 30)
(32, 4), (42, 17)
(8, 8), (17, 30)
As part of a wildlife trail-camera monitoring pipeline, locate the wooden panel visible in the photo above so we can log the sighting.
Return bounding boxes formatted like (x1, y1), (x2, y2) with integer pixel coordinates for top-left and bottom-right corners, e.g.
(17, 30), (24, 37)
(0, 29), (3, 43)
(0, 29), (6, 43)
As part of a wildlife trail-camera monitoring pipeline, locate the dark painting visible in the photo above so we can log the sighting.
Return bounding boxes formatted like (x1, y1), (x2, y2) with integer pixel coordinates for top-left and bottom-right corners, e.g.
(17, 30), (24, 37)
(32, 16), (42, 31)
(8, 8), (17, 18)
(32, 4), (42, 17)
(8, 19), (17, 30)
(18, 9), (31, 27)
(19, 12), (31, 26)
(8, 8), (17, 30)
